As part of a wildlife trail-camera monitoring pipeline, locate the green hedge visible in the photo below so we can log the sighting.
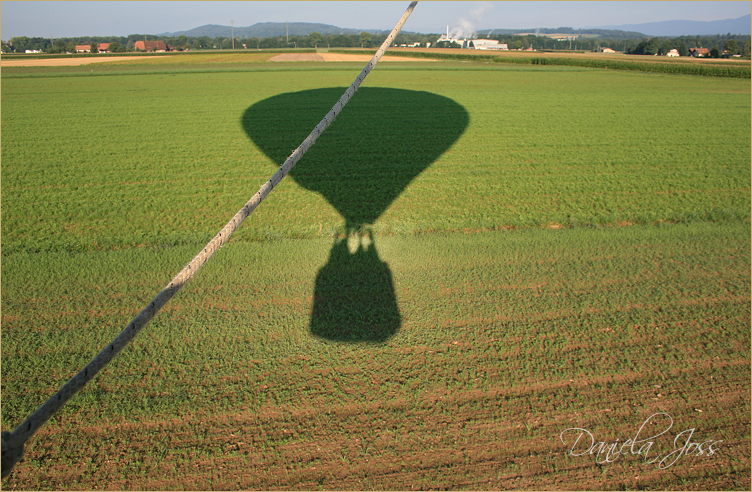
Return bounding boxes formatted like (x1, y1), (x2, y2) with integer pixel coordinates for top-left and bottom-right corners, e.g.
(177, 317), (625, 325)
(337, 49), (751, 78)
(525, 55), (751, 78)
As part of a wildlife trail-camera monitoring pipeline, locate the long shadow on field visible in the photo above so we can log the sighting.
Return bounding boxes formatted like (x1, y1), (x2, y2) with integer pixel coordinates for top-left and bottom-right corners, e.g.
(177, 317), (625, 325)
(242, 87), (469, 342)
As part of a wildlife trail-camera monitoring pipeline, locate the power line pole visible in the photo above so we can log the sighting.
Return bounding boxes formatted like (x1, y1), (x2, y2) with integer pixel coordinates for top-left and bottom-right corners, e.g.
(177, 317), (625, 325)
(231, 20), (234, 49)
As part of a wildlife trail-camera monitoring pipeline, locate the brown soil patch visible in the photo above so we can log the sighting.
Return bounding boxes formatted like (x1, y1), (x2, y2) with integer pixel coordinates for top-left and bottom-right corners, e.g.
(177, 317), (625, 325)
(268, 53), (435, 62)
(7, 373), (748, 490)
(1, 56), (165, 67)
(320, 53), (435, 62)
(3, 53), (434, 68)
(268, 53), (325, 62)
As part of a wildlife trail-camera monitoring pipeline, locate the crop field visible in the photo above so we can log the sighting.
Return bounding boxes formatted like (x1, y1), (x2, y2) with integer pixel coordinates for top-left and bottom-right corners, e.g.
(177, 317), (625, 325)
(1, 53), (750, 489)
(364, 47), (752, 78)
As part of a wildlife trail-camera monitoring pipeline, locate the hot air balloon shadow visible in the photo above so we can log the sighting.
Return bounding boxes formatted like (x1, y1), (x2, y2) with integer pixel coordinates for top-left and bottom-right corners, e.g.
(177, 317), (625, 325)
(243, 87), (469, 342)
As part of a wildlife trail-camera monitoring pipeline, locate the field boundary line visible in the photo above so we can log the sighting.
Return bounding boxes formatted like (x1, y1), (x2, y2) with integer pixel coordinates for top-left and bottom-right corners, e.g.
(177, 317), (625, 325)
(0, 1), (419, 479)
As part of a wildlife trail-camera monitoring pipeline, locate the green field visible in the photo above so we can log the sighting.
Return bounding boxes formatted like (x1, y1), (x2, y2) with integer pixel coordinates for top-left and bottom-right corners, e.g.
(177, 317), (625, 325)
(2, 54), (750, 489)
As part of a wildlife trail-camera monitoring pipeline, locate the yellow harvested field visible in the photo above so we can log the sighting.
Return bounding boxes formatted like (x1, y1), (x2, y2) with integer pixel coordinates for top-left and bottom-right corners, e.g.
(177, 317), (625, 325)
(269, 53), (435, 62)
(267, 53), (325, 62)
(1, 56), (165, 67)
(320, 53), (434, 62)
(2, 53), (434, 67)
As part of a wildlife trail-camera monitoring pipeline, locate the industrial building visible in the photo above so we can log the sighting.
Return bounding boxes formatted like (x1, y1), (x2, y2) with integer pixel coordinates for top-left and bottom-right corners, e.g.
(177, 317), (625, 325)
(435, 33), (508, 50)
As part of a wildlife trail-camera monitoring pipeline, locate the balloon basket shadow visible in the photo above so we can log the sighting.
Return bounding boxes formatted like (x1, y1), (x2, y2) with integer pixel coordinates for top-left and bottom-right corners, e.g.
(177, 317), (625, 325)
(310, 230), (400, 343)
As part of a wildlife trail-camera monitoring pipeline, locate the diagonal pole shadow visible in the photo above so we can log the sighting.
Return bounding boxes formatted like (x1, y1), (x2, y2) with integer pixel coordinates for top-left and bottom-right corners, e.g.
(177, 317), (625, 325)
(242, 87), (469, 342)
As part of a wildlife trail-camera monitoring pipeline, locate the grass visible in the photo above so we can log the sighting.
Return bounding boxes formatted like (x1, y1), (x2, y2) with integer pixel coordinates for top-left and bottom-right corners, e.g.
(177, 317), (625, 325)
(2, 64), (749, 254)
(4, 222), (747, 423)
(1, 53), (750, 490)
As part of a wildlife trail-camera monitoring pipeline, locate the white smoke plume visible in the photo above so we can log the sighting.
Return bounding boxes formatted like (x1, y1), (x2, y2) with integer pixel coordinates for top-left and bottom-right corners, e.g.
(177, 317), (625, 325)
(449, 2), (493, 39)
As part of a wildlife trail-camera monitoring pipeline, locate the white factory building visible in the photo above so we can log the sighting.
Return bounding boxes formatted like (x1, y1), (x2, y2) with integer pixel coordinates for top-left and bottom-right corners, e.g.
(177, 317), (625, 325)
(468, 39), (508, 50)
(435, 33), (508, 50)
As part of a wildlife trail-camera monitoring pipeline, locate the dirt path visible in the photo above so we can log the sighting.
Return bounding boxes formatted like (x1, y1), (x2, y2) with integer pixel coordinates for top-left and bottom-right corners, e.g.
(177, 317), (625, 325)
(1, 56), (165, 67)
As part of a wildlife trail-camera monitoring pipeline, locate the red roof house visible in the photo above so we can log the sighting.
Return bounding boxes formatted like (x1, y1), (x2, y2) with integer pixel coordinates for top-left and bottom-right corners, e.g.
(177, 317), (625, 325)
(134, 40), (168, 52)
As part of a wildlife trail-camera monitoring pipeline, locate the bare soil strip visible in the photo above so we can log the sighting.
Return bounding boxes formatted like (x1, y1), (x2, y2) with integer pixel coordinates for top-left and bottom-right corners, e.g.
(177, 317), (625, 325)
(1, 56), (165, 67)
(2, 53), (435, 67)
(270, 53), (435, 62)
(268, 53), (325, 62)
(320, 53), (435, 62)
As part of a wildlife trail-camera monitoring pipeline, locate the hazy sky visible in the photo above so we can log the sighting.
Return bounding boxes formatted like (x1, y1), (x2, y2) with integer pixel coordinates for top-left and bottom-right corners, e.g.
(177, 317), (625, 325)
(2, 1), (750, 38)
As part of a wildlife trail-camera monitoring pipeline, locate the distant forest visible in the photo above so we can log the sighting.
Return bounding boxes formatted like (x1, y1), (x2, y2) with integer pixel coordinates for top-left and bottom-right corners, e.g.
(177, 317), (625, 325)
(3, 31), (750, 57)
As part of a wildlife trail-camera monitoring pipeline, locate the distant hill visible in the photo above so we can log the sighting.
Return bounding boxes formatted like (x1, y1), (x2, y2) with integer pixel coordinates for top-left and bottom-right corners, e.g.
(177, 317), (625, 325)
(591, 14), (751, 37)
(165, 22), (645, 40)
(159, 22), (392, 38)
(159, 14), (751, 40)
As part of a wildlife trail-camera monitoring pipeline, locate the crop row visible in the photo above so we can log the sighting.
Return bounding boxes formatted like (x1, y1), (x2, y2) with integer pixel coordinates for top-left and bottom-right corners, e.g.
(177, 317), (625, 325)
(340, 49), (752, 78)
(2, 222), (749, 488)
(3, 221), (749, 422)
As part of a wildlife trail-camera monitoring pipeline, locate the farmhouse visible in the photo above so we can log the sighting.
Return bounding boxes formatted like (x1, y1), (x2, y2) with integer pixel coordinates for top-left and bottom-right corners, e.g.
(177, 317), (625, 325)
(689, 47), (710, 57)
(75, 44), (91, 53)
(666, 49), (680, 57)
(97, 43), (110, 53)
(134, 40), (168, 52)
(600, 47), (617, 53)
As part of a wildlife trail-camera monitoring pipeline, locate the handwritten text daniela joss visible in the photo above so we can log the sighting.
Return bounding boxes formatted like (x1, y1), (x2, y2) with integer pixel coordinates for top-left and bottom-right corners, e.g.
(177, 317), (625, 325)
(559, 412), (722, 468)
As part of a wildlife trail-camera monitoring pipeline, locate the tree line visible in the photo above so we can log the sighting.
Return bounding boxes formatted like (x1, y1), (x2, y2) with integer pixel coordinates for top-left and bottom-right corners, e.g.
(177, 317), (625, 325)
(483, 32), (750, 55)
(625, 35), (750, 57)
(2, 31), (750, 57)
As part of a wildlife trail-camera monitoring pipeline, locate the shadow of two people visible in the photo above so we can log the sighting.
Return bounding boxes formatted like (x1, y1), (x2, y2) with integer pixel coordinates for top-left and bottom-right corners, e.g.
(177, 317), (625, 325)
(242, 87), (468, 343)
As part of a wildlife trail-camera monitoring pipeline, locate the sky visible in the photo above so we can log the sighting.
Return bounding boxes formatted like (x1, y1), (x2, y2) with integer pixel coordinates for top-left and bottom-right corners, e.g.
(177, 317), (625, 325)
(2, 1), (750, 39)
